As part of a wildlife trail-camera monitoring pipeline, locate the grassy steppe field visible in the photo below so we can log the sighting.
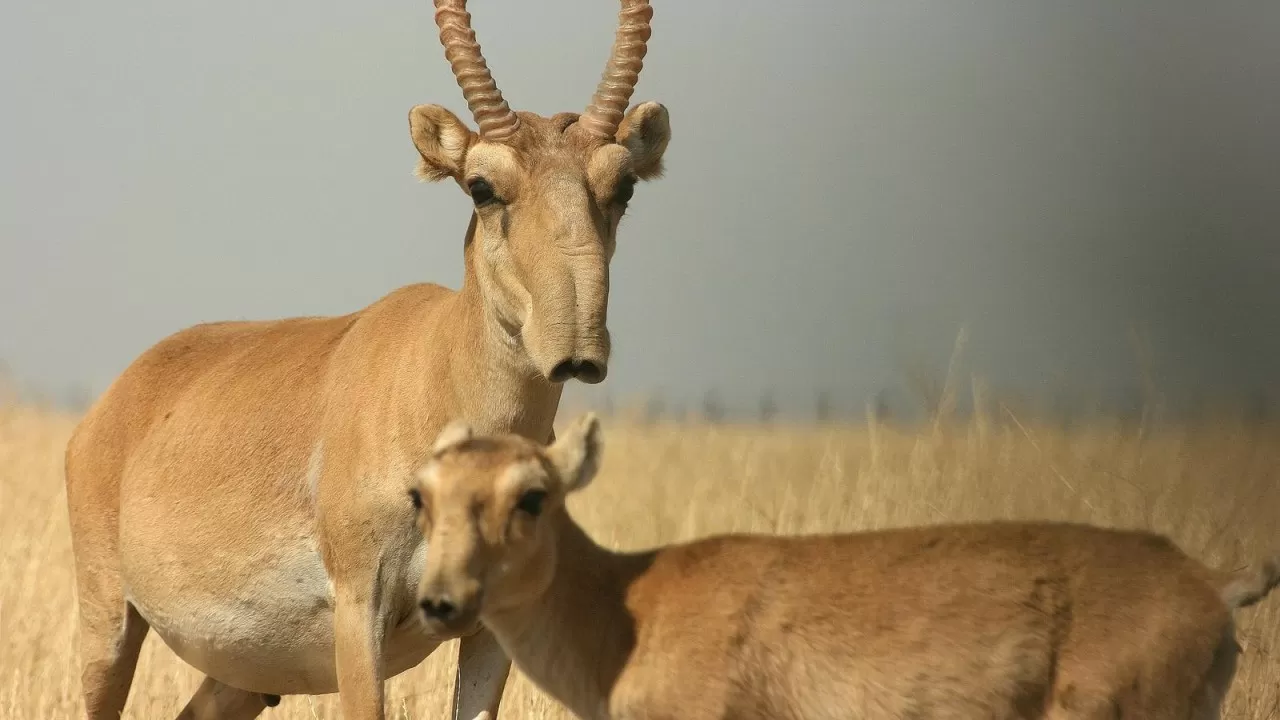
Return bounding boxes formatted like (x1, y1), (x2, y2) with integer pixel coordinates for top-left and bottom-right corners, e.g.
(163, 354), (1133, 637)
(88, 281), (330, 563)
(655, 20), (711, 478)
(2, 401), (1277, 718)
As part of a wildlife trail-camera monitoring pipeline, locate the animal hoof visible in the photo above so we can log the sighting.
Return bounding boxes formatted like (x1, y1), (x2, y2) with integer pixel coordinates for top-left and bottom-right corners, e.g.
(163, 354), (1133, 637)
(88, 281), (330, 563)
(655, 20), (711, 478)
(262, 693), (281, 707)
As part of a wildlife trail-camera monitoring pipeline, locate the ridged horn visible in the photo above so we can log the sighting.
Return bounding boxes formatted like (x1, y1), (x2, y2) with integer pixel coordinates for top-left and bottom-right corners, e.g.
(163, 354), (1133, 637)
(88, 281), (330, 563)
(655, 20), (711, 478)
(433, 0), (520, 140)
(578, 0), (653, 141)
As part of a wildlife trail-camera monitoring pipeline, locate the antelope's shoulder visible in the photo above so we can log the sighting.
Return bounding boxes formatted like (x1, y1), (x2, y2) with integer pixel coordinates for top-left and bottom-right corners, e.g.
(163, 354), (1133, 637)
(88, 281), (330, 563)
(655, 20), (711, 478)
(625, 534), (790, 611)
(322, 282), (460, 358)
(357, 282), (457, 319)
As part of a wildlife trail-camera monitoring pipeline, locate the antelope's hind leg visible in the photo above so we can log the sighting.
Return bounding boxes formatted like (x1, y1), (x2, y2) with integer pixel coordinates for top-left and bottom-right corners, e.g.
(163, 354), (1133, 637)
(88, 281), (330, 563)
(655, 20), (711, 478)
(75, 596), (150, 720)
(69, 491), (151, 719)
(174, 676), (270, 720)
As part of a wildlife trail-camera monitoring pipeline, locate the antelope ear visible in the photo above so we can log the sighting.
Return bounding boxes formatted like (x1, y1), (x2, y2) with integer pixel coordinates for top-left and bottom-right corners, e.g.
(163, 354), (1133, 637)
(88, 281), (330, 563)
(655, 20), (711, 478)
(547, 413), (603, 494)
(432, 420), (474, 454)
(617, 101), (671, 181)
(409, 104), (475, 182)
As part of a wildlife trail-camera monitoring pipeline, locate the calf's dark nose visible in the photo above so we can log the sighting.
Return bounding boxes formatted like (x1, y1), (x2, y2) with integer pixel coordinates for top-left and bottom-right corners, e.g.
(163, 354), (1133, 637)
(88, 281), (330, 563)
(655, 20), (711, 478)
(420, 596), (457, 621)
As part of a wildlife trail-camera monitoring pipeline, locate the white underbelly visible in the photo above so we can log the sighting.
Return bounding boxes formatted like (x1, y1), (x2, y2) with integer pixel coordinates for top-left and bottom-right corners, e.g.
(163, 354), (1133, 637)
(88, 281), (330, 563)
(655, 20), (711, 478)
(125, 536), (441, 695)
(125, 533), (333, 694)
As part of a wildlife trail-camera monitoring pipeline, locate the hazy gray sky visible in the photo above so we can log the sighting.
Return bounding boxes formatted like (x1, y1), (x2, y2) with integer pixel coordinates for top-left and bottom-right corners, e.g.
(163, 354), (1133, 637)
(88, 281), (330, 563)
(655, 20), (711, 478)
(2, 1), (1277, 416)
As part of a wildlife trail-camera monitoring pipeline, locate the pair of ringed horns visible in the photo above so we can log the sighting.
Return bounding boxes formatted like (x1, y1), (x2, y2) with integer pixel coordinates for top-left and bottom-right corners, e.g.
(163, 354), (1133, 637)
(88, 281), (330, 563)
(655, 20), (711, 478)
(432, 0), (652, 142)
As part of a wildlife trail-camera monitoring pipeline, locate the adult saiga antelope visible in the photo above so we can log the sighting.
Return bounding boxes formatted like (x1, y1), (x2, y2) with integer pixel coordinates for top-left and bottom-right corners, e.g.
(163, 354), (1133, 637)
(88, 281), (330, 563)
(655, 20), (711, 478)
(409, 413), (1280, 720)
(62, 1), (671, 718)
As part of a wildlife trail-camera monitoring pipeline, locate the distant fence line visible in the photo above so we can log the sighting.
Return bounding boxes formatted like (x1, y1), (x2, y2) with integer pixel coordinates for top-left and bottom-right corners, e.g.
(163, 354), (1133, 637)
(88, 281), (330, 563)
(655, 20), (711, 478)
(4, 375), (1276, 428)
(565, 385), (1278, 427)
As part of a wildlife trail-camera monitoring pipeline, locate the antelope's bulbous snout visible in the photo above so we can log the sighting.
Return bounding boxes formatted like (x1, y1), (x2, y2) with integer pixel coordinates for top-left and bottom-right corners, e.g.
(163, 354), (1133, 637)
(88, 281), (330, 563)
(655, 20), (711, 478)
(525, 256), (611, 386)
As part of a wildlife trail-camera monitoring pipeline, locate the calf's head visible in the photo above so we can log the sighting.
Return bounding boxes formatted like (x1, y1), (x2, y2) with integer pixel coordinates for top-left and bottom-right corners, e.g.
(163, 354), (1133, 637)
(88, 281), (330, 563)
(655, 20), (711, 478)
(408, 413), (603, 634)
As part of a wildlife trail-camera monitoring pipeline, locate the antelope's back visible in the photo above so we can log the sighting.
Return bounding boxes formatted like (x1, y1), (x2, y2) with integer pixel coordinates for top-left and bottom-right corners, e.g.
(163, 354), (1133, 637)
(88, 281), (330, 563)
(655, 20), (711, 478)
(619, 522), (1233, 719)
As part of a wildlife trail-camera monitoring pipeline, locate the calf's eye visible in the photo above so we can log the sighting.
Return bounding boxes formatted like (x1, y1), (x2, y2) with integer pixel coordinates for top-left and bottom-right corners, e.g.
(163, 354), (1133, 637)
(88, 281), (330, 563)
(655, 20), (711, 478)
(515, 489), (548, 517)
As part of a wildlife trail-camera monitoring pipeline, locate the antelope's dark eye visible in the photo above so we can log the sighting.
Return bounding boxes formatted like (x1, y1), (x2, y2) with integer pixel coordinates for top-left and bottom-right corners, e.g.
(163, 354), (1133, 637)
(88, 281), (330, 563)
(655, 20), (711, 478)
(515, 489), (548, 517)
(468, 178), (496, 206)
(613, 176), (636, 206)
(407, 488), (423, 511)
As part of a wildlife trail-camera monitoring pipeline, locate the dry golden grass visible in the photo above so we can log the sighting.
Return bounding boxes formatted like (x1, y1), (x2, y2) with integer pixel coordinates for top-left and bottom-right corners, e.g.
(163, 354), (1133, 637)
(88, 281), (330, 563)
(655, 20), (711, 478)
(1, 401), (1277, 718)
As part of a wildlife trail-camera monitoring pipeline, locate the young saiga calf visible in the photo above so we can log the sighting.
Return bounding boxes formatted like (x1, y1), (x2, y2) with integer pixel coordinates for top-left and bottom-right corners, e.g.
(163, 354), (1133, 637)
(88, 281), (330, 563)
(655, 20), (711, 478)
(406, 413), (1279, 720)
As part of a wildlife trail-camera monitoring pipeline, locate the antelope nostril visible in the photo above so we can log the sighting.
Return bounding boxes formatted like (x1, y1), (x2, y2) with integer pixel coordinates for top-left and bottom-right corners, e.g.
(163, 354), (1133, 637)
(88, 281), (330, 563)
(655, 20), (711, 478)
(575, 360), (605, 384)
(549, 359), (606, 384)
(550, 359), (577, 382)
(420, 597), (456, 620)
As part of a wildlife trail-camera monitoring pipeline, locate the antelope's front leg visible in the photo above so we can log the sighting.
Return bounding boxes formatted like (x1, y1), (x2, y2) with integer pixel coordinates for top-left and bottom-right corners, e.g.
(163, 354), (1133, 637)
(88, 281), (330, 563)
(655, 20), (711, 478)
(452, 626), (513, 720)
(333, 583), (388, 720)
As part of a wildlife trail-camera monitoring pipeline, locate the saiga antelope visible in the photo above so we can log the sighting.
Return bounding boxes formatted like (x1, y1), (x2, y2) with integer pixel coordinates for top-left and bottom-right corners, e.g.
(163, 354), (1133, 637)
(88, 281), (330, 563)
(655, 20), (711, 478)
(62, 1), (672, 718)
(410, 413), (1280, 720)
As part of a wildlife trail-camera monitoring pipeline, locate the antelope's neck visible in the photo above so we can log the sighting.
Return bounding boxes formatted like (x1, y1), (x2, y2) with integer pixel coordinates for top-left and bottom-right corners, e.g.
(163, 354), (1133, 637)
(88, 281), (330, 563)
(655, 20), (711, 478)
(483, 516), (654, 720)
(449, 281), (562, 438)
(407, 214), (562, 443)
